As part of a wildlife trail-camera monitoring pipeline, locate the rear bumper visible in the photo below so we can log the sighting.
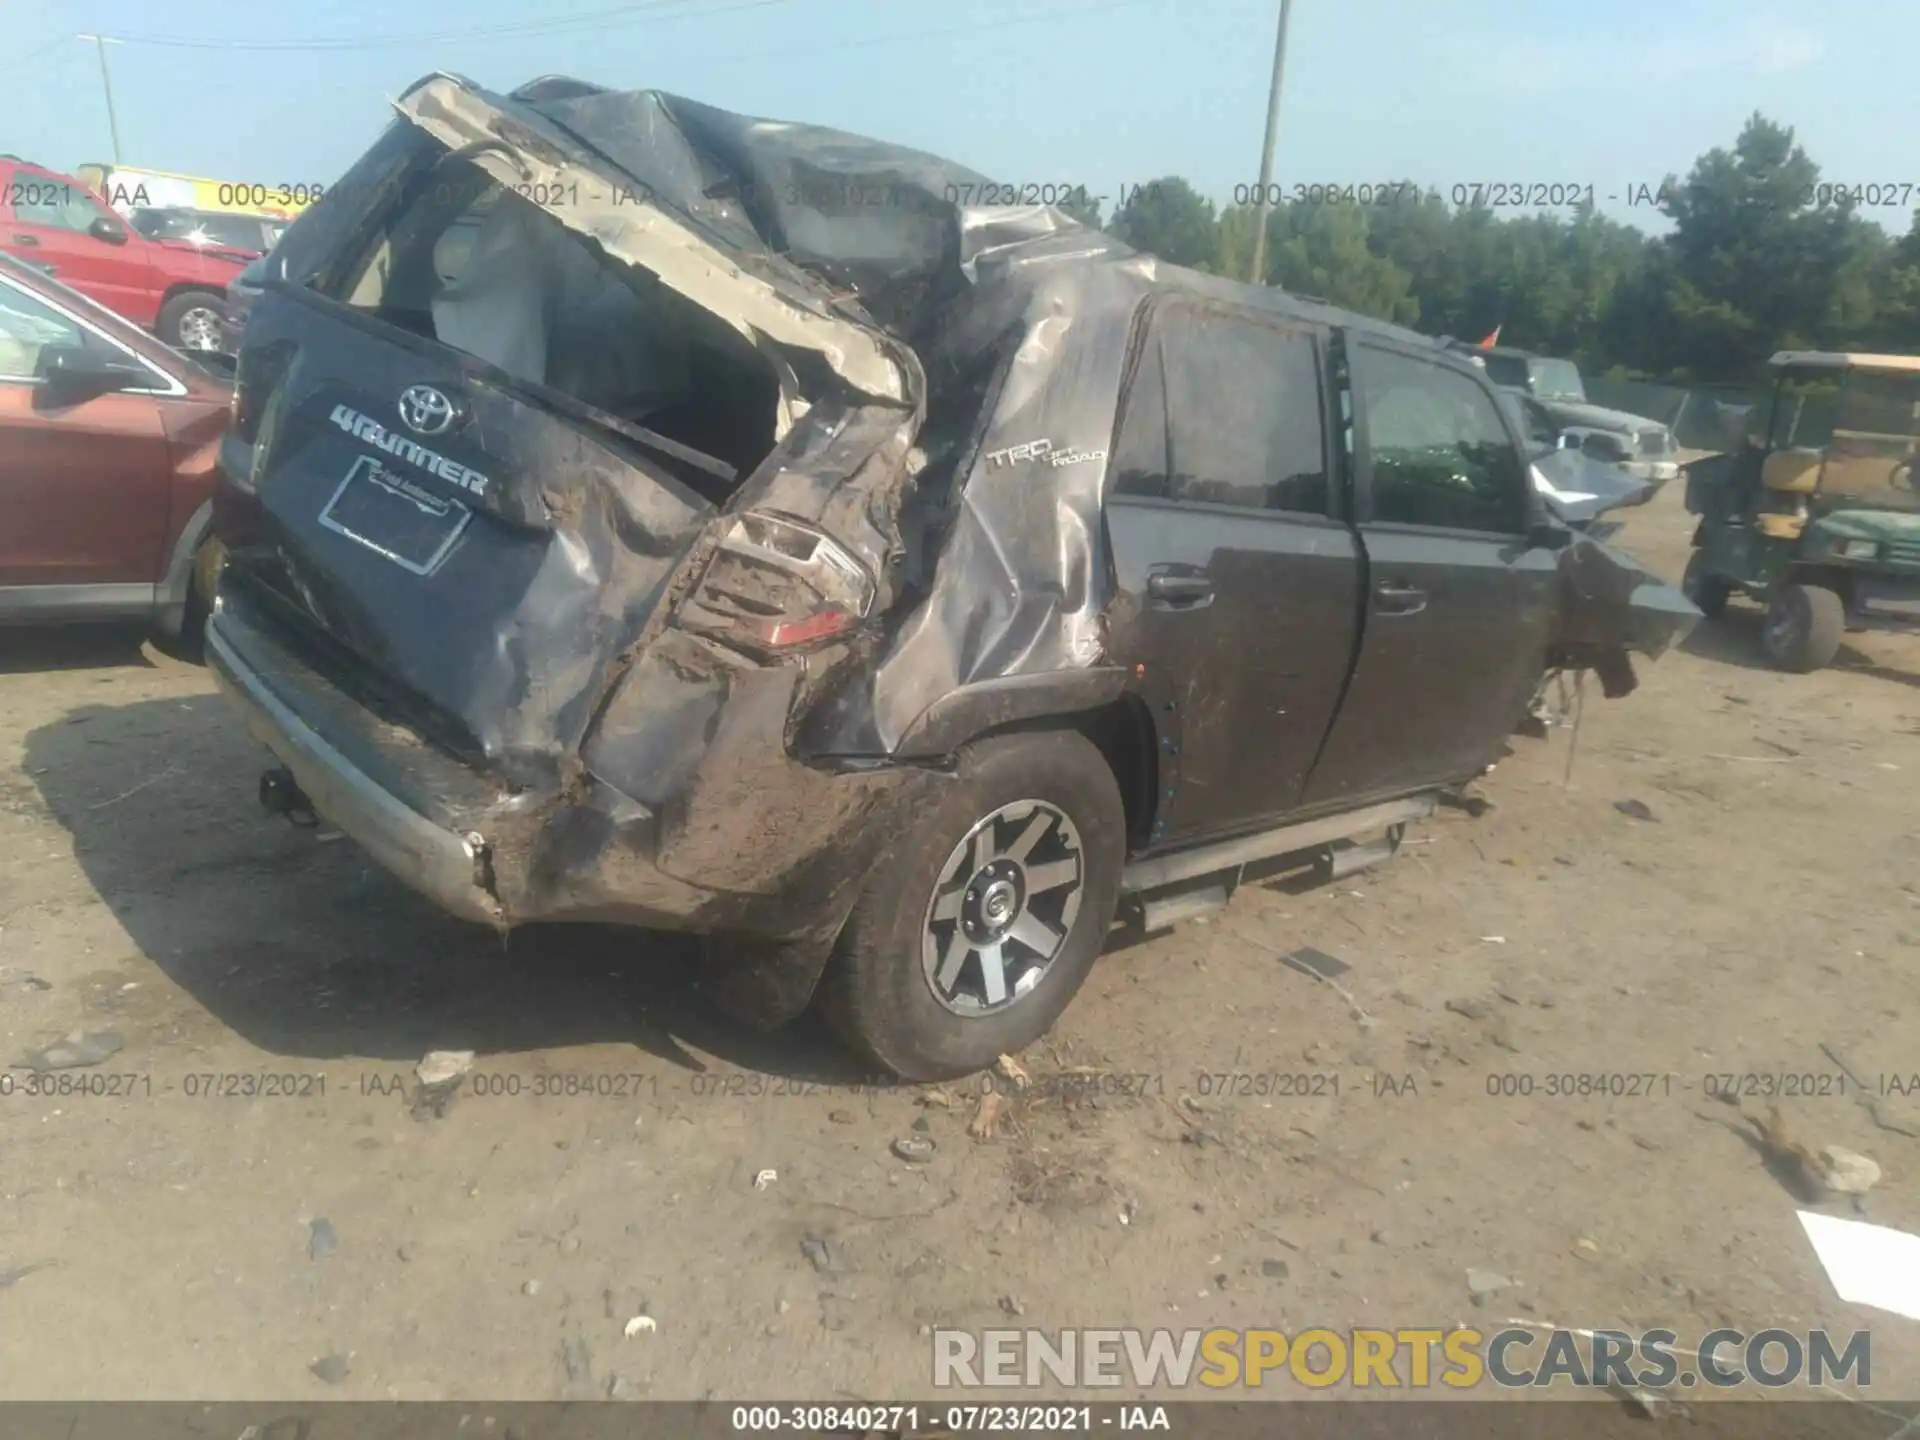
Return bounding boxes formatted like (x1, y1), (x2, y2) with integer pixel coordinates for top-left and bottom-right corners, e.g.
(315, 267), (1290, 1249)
(1622, 459), (1679, 484)
(207, 609), (508, 925)
(205, 586), (923, 942)
(1855, 569), (1920, 613)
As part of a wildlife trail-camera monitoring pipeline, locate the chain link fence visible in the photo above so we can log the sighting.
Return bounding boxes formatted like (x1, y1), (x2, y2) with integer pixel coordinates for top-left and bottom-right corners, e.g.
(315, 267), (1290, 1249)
(1586, 377), (1763, 454)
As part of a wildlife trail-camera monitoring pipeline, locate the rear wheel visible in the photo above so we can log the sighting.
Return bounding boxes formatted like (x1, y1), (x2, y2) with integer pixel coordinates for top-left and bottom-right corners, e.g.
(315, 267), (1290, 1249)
(1681, 549), (1731, 618)
(816, 729), (1124, 1081)
(151, 539), (222, 663)
(156, 290), (225, 353)
(1762, 582), (1845, 673)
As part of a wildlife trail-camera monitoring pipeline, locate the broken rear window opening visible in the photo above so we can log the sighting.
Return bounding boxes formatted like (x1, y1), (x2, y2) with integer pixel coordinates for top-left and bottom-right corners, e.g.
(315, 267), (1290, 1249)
(319, 148), (782, 493)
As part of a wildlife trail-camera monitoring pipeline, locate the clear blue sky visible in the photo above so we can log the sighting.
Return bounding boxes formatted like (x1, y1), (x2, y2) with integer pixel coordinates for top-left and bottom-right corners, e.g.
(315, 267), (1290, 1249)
(4, 0), (1914, 233)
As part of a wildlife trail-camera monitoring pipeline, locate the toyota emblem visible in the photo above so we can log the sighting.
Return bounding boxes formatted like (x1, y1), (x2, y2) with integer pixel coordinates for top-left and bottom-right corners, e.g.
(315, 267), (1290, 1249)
(398, 385), (459, 436)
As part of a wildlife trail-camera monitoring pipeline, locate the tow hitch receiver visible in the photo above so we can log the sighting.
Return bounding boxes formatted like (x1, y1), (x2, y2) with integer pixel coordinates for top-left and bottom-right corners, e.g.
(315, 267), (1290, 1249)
(258, 766), (318, 828)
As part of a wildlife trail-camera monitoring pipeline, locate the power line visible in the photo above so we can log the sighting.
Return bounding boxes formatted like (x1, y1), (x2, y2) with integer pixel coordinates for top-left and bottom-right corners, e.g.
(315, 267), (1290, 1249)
(91, 0), (1163, 59)
(0, 33), (80, 79)
(676, 0), (1169, 65)
(100, 0), (785, 53)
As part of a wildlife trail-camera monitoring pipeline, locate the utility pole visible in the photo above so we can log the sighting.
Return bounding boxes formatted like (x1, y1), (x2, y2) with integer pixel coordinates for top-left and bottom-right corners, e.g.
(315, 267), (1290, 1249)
(1247, 0), (1294, 286)
(78, 35), (124, 164)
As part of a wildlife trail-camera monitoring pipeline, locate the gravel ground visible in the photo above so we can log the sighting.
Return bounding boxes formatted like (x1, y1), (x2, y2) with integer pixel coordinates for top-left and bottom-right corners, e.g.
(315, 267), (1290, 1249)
(1, 478), (1917, 1404)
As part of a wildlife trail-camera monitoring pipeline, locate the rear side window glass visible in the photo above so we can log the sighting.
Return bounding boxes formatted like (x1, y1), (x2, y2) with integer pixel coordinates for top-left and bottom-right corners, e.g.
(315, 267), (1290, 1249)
(1481, 353), (1528, 389)
(1112, 302), (1328, 515)
(1112, 327), (1171, 486)
(1355, 345), (1529, 534)
(1504, 393), (1559, 450)
(0, 281), (85, 379)
(13, 182), (114, 235)
(174, 212), (270, 251)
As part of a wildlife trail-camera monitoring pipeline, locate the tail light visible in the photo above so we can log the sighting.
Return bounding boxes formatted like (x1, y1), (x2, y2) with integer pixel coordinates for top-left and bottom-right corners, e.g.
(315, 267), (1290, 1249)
(677, 511), (875, 657)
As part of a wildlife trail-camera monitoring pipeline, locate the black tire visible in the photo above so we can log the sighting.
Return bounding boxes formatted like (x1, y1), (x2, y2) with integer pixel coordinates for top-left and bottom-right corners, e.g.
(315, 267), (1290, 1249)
(816, 728), (1125, 1081)
(1681, 549), (1731, 619)
(156, 538), (221, 663)
(1762, 582), (1845, 673)
(155, 290), (225, 353)
(172, 569), (211, 663)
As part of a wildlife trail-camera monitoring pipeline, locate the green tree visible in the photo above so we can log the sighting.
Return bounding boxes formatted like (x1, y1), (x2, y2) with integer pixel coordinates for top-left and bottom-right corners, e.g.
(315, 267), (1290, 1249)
(1081, 111), (1920, 387)
(1215, 203), (1262, 283)
(1265, 202), (1418, 325)
(1108, 176), (1219, 270)
(1055, 187), (1104, 231)
(1654, 114), (1886, 377)
(1362, 189), (1471, 328)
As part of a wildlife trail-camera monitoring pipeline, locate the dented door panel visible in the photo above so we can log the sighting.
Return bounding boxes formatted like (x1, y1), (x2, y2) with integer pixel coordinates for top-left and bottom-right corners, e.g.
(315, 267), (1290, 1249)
(1106, 500), (1361, 844)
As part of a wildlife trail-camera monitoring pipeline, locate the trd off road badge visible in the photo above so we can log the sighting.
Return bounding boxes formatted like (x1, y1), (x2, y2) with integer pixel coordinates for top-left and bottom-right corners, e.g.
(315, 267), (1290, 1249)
(984, 438), (1108, 471)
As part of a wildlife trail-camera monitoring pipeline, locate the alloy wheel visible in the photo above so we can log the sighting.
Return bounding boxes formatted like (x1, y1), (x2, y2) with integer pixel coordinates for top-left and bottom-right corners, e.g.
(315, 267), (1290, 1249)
(921, 799), (1084, 1017)
(1763, 592), (1800, 660)
(178, 306), (223, 352)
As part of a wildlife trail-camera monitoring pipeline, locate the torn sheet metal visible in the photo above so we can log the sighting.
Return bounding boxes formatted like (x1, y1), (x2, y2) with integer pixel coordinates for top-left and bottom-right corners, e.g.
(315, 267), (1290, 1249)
(398, 77), (915, 407)
(1551, 531), (1700, 662)
(369, 74), (1170, 754)
(1532, 449), (1657, 528)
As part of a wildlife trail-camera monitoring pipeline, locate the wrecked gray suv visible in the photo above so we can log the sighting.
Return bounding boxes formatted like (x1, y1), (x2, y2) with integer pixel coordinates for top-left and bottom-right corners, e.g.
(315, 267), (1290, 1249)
(206, 72), (1697, 1079)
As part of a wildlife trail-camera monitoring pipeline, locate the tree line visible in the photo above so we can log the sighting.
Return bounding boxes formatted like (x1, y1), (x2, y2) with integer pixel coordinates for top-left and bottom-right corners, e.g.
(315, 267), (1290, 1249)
(1055, 115), (1920, 387)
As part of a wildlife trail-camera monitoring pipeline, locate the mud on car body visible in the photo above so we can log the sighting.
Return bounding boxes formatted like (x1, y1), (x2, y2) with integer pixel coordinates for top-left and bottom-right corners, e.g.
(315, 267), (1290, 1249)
(207, 71), (1697, 1079)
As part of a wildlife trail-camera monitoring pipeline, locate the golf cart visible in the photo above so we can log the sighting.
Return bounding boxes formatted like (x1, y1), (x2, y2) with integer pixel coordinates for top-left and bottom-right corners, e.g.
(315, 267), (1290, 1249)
(1681, 350), (1920, 672)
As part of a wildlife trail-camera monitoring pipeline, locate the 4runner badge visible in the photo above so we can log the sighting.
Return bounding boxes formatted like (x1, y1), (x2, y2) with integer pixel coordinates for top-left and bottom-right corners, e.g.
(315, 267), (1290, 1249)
(984, 438), (1108, 471)
(328, 403), (490, 498)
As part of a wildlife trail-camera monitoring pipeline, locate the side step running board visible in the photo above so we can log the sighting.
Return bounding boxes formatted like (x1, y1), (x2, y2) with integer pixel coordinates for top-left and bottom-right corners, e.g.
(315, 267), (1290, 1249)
(1118, 794), (1437, 897)
(1137, 884), (1232, 933)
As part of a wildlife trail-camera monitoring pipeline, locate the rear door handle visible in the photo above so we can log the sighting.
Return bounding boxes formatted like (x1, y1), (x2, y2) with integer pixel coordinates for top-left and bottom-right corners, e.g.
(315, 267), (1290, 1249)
(11, 234), (40, 246)
(1374, 581), (1428, 615)
(1146, 570), (1215, 607)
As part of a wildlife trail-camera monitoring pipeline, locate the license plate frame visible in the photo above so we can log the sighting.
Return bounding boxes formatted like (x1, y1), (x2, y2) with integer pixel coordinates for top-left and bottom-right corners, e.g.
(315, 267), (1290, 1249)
(317, 454), (472, 577)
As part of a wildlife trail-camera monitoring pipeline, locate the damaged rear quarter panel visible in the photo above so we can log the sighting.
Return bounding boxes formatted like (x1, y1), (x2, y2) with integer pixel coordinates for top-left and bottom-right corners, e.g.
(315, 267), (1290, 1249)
(576, 402), (933, 901)
(803, 262), (1157, 756)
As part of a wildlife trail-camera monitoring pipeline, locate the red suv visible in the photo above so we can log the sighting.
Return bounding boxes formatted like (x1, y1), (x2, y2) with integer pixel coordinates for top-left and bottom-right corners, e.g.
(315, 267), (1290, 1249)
(0, 252), (230, 647)
(0, 157), (249, 353)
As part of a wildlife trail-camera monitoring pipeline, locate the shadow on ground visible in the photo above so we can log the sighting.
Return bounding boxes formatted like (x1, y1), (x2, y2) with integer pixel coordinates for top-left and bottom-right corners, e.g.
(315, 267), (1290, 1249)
(1833, 653), (1920, 690)
(0, 625), (161, 676)
(23, 693), (869, 1084)
(1681, 604), (1920, 686)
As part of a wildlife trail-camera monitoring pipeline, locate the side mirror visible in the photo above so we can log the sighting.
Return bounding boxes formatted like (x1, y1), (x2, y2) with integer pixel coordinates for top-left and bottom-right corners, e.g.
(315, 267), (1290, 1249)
(88, 216), (129, 245)
(35, 344), (147, 400)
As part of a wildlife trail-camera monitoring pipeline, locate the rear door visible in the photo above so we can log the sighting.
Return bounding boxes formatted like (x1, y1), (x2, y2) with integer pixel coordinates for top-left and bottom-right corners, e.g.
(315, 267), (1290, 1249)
(1, 172), (156, 324)
(217, 144), (767, 773)
(1103, 298), (1361, 847)
(0, 275), (172, 605)
(1301, 338), (1558, 808)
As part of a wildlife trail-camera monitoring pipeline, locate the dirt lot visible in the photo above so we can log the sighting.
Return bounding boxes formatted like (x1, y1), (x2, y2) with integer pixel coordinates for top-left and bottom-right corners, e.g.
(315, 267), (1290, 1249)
(1, 480), (1917, 1405)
